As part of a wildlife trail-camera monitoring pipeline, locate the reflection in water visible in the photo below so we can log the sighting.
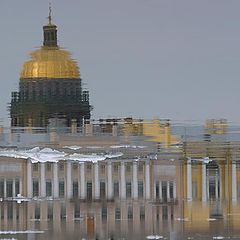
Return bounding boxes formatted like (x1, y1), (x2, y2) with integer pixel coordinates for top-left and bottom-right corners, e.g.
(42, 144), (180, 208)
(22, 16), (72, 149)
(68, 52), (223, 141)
(0, 158), (239, 239)
(0, 121), (240, 239)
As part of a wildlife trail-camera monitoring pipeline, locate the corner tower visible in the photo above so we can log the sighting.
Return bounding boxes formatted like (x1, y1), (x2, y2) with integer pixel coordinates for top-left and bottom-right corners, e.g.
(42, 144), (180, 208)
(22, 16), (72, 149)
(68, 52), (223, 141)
(10, 8), (91, 128)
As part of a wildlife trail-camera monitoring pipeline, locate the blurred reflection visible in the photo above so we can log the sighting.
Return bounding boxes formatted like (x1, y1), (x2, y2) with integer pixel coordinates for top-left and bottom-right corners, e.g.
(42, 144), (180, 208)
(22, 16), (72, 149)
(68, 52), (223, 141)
(0, 120), (240, 239)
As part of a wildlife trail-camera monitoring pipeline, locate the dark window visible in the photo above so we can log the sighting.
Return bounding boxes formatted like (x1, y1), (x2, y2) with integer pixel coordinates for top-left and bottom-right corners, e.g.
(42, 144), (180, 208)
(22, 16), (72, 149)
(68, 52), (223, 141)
(114, 182), (119, 198)
(87, 182), (92, 201)
(126, 182), (132, 198)
(100, 181), (106, 199)
(102, 206), (107, 221)
(15, 179), (20, 196)
(6, 180), (13, 198)
(128, 206), (133, 220)
(59, 180), (65, 198)
(169, 182), (174, 199)
(115, 208), (121, 220)
(73, 181), (78, 198)
(162, 206), (168, 220)
(48, 203), (53, 219)
(46, 181), (52, 197)
(138, 181), (144, 198)
(33, 179), (39, 197)
(35, 205), (40, 219)
(162, 181), (167, 202)
(0, 179), (4, 197)
(140, 206), (145, 221)
(74, 203), (80, 218)
(156, 182), (159, 199)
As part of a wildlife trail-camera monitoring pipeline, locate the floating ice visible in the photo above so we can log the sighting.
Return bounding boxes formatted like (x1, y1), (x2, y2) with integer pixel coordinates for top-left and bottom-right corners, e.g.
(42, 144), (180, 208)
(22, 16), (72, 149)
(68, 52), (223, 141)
(0, 147), (123, 163)
(63, 145), (82, 150)
(175, 217), (189, 221)
(0, 230), (44, 234)
(110, 145), (146, 149)
(207, 218), (217, 221)
(105, 152), (123, 158)
(66, 153), (106, 163)
(0, 238), (17, 240)
(146, 235), (163, 239)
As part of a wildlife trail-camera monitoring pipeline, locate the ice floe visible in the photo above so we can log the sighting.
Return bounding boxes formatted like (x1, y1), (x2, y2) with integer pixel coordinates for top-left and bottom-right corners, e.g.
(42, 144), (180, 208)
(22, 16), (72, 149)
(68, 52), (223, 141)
(0, 147), (123, 163)
(146, 235), (163, 239)
(110, 145), (146, 149)
(63, 145), (82, 150)
(175, 217), (189, 221)
(0, 230), (44, 234)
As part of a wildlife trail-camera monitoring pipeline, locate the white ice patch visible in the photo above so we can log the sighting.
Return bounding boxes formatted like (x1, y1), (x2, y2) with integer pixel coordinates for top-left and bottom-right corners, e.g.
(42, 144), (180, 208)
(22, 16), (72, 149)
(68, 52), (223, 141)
(207, 218), (217, 221)
(105, 152), (123, 158)
(0, 147), (123, 163)
(0, 230), (44, 234)
(63, 146), (82, 150)
(146, 235), (163, 239)
(213, 237), (224, 240)
(66, 153), (106, 163)
(0, 238), (17, 240)
(110, 145), (146, 149)
(175, 217), (189, 221)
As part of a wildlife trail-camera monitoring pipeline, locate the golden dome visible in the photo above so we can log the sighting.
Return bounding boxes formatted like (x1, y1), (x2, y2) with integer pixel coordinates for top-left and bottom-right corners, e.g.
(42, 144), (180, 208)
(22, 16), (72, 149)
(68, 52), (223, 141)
(20, 47), (80, 79)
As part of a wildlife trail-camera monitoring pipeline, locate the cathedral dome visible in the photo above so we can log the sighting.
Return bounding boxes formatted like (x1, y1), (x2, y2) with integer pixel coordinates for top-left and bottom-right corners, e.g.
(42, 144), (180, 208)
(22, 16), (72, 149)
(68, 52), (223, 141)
(20, 47), (80, 79)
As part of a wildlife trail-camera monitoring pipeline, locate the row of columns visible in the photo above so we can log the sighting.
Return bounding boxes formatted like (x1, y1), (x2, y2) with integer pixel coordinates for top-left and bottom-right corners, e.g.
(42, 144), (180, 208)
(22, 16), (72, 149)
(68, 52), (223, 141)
(27, 160), (151, 200)
(153, 181), (177, 200)
(186, 161), (238, 202)
(0, 178), (22, 198)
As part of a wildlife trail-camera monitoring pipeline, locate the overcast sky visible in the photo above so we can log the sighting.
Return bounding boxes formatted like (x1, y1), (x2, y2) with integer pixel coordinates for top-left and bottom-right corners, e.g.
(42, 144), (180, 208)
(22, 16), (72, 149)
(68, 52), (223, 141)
(1, 0), (240, 126)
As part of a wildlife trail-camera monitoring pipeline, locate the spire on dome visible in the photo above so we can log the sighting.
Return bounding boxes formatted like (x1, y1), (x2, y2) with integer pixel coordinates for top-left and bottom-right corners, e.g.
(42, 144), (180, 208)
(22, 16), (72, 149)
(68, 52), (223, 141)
(43, 3), (58, 47)
(48, 2), (52, 25)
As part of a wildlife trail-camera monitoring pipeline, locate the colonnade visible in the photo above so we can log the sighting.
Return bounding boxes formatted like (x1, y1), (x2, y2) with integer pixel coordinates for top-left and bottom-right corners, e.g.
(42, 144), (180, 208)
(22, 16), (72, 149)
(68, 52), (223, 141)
(0, 178), (22, 199)
(186, 161), (238, 202)
(27, 160), (152, 200)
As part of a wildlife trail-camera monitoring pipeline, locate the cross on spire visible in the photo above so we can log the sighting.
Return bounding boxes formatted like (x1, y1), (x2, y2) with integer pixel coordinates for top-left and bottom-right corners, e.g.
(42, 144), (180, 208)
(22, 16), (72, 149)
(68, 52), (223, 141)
(48, 2), (52, 25)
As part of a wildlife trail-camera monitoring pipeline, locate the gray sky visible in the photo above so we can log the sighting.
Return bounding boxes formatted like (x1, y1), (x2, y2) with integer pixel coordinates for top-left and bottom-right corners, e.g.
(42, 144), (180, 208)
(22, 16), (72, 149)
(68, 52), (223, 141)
(1, 0), (240, 126)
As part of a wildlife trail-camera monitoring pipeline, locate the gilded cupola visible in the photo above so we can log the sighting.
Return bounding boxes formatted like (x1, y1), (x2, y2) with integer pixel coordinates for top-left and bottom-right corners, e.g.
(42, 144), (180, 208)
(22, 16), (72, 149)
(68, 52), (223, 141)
(20, 6), (80, 79)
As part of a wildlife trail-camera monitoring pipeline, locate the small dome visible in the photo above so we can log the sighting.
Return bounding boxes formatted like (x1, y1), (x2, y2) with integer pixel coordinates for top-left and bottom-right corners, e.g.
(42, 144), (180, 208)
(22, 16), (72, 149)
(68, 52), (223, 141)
(20, 47), (80, 79)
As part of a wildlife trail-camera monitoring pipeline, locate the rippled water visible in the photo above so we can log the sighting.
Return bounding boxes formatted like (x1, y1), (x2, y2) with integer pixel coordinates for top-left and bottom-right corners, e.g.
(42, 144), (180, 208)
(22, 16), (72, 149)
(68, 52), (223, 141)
(0, 121), (239, 239)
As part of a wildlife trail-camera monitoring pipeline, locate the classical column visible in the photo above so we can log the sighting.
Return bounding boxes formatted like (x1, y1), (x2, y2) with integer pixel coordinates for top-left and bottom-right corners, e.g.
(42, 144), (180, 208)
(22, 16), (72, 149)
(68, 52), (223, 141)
(66, 162), (72, 199)
(80, 163), (86, 199)
(202, 163), (207, 202)
(120, 161), (126, 199)
(3, 179), (6, 198)
(159, 181), (162, 200)
(94, 163), (100, 200)
(12, 179), (16, 197)
(232, 161), (237, 202)
(187, 160), (192, 201)
(145, 161), (151, 200)
(132, 161), (138, 200)
(19, 178), (22, 195)
(27, 161), (32, 198)
(40, 163), (46, 197)
(173, 181), (177, 200)
(215, 174), (219, 200)
(53, 163), (59, 198)
(167, 181), (170, 201)
(107, 161), (113, 200)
